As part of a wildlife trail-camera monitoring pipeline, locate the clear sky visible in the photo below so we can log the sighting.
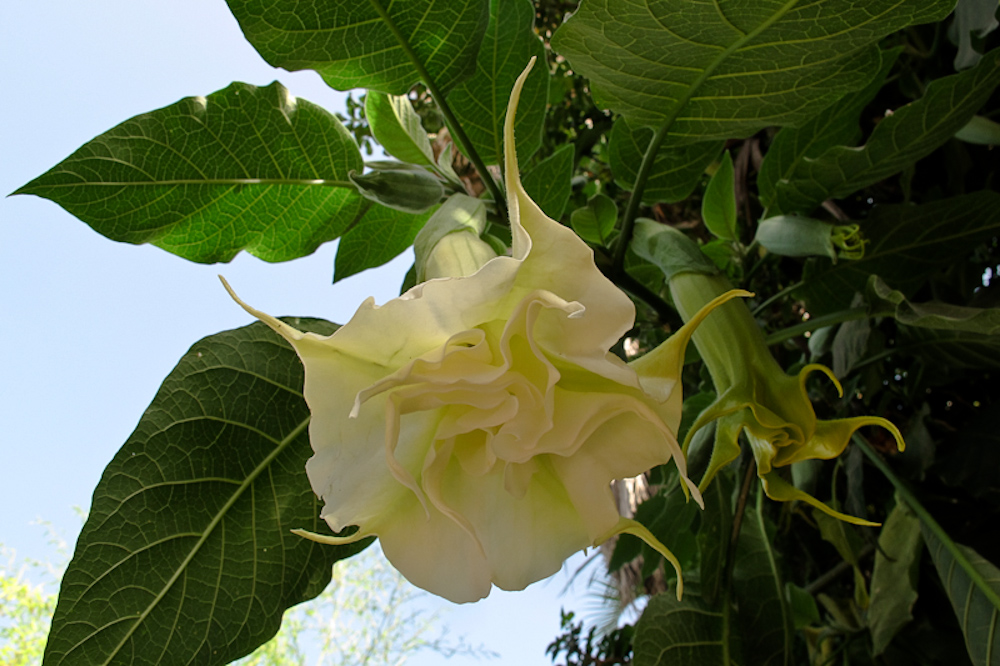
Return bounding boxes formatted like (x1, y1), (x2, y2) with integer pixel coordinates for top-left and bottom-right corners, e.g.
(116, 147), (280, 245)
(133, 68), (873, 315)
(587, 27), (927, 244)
(1, 1), (599, 663)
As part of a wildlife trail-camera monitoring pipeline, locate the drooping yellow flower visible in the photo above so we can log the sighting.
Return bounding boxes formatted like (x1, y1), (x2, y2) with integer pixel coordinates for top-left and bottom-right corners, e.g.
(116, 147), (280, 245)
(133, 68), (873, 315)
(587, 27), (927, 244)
(223, 60), (739, 602)
(670, 271), (905, 526)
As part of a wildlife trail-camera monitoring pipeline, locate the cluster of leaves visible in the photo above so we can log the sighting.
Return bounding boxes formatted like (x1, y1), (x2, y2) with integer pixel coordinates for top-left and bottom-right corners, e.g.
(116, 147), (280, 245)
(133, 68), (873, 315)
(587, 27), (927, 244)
(546, 610), (634, 665)
(13, 0), (1000, 664)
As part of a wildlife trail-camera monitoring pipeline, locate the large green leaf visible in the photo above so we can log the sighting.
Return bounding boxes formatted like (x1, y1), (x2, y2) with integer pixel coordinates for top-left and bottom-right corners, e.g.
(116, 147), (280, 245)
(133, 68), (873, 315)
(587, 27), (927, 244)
(633, 591), (740, 666)
(225, 0), (489, 94)
(607, 118), (723, 204)
(769, 49), (1000, 214)
(445, 0), (548, 166)
(551, 0), (952, 141)
(757, 48), (901, 214)
(15, 82), (367, 264)
(521, 144), (574, 219)
(922, 528), (1000, 666)
(42, 320), (370, 666)
(732, 506), (792, 666)
(798, 190), (1000, 314)
(334, 202), (437, 281)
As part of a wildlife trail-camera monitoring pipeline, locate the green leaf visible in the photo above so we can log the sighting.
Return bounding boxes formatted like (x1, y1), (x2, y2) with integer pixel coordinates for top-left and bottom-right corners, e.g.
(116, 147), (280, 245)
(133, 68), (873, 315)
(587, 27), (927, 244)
(607, 118), (723, 204)
(702, 152), (737, 242)
(551, 0), (951, 140)
(570, 194), (618, 246)
(869, 498), (923, 656)
(630, 219), (719, 282)
(334, 204), (437, 282)
(798, 191), (1000, 314)
(733, 505), (792, 666)
(922, 528), (1000, 666)
(521, 144), (574, 219)
(757, 48), (902, 213)
(785, 583), (821, 630)
(445, 0), (548, 166)
(955, 115), (1000, 145)
(15, 82), (367, 264)
(633, 591), (740, 666)
(770, 49), (1000, 214)
(365, 93), (437, 166)
(813, 508), (870, 608)
(42, 320), (371, 666)
(348, 167), (444, 213)
(866, 275), (1000, 334)
(225, 0), (489, 94)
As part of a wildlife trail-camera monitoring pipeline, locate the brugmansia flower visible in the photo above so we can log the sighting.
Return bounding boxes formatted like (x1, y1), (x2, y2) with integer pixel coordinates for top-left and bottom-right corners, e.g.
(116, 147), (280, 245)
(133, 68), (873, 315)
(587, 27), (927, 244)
(670, 271), (904, 526)
(222, 60), (741, 603)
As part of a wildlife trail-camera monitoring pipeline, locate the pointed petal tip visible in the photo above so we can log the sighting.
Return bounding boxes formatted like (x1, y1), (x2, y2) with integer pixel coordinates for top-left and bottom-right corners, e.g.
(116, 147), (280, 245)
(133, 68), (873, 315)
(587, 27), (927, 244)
(291, 527), (372, 546)
(219, 274), (305, 342)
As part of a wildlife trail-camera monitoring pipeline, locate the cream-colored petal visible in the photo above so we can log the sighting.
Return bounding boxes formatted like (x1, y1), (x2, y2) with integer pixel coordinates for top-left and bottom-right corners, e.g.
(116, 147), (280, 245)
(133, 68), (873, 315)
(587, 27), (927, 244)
(374, 493), (494, 603)
(503, 59), (639, 388)
(441, 456), (591, 592)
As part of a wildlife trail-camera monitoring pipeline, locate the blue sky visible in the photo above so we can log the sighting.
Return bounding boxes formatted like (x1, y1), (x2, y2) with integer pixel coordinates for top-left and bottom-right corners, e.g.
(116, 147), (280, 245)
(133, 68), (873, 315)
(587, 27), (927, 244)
(0, 1), (601, 663)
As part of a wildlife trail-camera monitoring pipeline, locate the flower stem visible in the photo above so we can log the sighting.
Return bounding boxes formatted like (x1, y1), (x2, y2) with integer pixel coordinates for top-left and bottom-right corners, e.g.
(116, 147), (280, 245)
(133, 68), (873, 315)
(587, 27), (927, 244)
(720, 457), (757, 665)
(613, 121), (670, 272)
(367, 0), (507, 224)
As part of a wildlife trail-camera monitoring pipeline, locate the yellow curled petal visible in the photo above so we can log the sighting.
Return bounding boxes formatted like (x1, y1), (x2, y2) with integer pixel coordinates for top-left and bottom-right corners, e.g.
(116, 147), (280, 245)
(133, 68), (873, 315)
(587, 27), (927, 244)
(760, 470), (880, 527)
(594, 516), (685, 600)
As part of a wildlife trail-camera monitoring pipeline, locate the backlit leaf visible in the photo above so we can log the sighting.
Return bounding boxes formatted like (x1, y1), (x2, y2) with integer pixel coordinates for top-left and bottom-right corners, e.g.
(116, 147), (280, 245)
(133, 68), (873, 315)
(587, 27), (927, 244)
(552, 0), (952, 140)
(607, 118), (723, 204)
(16, 82), (366, 264)
(225, 0), (489, 94)
(445, 0), (548, 165)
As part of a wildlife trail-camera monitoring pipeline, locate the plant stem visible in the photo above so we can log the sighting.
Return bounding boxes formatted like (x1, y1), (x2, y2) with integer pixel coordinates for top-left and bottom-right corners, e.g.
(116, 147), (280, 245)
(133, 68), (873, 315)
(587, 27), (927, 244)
(751, 280), (804, 316)
(720, 457), (757, 665)
(854, 434), (1000, 610)
(763, 307), (869, 346)
(613, 269), (678, 326)
(612, 121), (670, 272)
(367, 0), (508, 224)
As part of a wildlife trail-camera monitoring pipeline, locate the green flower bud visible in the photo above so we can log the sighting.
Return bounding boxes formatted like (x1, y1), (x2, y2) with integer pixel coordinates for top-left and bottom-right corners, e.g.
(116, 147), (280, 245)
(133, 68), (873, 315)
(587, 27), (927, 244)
(755, 215), (865, 262)
(349, 166), (444, 214)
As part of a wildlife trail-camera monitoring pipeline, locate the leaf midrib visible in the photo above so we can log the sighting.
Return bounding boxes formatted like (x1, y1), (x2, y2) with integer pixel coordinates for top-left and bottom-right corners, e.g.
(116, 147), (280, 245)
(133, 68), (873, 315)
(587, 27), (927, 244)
(25, 178), (355, 189)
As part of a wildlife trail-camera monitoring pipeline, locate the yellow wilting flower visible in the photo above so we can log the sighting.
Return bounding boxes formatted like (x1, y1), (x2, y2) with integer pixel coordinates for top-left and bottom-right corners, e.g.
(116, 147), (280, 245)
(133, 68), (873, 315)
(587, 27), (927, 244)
(222, 60), (740, 603)
(670, 271), (904, 526)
